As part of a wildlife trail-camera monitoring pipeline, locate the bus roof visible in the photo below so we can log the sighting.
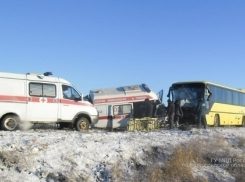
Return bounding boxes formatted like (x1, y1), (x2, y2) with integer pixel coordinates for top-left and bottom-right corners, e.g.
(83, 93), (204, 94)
(172, 81), (245, 93)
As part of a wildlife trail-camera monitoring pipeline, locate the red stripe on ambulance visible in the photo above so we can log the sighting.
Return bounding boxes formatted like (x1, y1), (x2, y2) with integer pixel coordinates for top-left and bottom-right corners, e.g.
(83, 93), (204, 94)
(94, 95), (153, 104)
(0, 95), (93, 107)
(0, 95), (27, 103)
(99, 115), (131, 120)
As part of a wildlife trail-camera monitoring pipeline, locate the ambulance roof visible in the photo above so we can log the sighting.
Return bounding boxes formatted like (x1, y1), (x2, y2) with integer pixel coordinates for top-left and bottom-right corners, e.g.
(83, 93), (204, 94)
(0, 72), (26, 79)
(0, 71), (70, 84)
(89, 84), (158, 104)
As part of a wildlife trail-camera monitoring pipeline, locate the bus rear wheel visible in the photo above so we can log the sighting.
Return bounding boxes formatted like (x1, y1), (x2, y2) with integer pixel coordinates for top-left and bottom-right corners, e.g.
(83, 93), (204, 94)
(242, 117), (245, 127)
(214, 114), (219, 127)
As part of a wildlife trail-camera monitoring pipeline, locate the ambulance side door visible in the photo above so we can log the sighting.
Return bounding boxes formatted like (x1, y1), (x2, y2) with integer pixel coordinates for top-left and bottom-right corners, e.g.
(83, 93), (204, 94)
(26, 81), (59, 122)
(59, 85), (82, 121)
(94, 105), (108, 128)
(155, 89), (165, 118)
(157, 89), (163, 103)
(111, 103), (133, 128)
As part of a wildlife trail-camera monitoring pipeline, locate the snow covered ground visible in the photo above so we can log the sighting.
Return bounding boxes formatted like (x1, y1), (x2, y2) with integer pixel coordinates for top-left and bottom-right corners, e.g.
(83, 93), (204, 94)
(0, 126), (245, 182)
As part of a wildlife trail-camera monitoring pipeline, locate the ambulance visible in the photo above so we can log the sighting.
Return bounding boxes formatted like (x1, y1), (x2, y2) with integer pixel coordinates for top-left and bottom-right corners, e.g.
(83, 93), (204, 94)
(85, 83), (165, 129)
(0, 71), (98, 131)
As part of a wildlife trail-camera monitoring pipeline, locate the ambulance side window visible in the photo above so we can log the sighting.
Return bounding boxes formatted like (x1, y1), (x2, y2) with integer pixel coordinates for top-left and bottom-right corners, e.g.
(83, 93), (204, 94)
(29, 83), (56, 98)
(43, 84), (56, 97)
(62, 85), (80, 100)
(113, 104), (132, 115)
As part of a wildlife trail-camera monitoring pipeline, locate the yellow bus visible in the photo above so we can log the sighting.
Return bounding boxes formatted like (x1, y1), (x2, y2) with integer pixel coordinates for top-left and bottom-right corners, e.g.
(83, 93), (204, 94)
(167, 81), (245, 127)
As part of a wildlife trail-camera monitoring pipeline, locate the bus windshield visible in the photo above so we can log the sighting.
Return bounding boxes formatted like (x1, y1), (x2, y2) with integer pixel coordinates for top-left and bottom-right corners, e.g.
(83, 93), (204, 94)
(171, 83), (205, 107)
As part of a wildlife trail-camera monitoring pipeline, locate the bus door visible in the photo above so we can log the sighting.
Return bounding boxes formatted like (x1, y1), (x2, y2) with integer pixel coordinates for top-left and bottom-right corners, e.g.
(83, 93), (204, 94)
(111, 103), (133, 128)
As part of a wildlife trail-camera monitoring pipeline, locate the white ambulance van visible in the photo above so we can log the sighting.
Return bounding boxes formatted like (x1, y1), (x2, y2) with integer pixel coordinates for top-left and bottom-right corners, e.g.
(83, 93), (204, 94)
(0, 71), (98, 131)
(85, 83), (165, 129)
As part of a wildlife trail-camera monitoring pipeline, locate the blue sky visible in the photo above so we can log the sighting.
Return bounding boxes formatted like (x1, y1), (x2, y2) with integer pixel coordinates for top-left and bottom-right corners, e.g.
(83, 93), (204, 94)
(1, 0), (245, 104)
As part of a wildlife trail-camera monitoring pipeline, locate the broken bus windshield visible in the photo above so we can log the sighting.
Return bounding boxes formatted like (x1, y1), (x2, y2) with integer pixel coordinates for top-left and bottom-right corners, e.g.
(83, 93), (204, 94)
(171, 83), (205, 107)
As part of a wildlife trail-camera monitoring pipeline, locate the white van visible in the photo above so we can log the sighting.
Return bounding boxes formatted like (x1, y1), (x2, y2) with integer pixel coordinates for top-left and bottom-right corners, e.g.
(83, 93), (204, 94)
(85, 84), (165, 129)
(0, 71), (98, 131)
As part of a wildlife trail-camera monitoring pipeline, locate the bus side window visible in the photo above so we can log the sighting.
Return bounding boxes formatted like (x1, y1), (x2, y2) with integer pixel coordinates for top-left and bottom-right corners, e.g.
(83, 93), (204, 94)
(205, 86), (212, 101)
(205, 87), (212, 109)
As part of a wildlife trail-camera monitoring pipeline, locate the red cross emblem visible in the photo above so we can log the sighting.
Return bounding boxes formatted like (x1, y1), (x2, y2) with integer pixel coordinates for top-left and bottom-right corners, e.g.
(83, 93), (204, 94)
(39, 97), (47, 103)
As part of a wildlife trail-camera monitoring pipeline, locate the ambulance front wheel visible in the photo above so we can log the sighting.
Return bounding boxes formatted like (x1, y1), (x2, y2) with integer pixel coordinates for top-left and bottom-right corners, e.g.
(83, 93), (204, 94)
(75, 117), (89, 131)
(1, 114), (20, 131)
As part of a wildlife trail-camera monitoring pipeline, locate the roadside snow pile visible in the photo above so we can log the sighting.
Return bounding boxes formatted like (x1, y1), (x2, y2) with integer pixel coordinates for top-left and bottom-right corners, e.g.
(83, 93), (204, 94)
(0, 127), (245, 182)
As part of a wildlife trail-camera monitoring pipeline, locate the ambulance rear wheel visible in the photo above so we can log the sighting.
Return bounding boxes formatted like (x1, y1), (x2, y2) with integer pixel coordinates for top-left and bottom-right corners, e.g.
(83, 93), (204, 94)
(75, 117), (89, 131)
(1, 115), (20, 131)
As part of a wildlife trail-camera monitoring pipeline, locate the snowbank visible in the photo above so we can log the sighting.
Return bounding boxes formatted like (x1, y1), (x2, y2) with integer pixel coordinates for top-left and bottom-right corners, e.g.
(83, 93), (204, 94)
(0, 127), (245, 181)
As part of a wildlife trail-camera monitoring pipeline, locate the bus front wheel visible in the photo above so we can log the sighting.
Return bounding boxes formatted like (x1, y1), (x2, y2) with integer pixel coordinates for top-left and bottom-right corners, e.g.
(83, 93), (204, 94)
(214, 114), (219, 127)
